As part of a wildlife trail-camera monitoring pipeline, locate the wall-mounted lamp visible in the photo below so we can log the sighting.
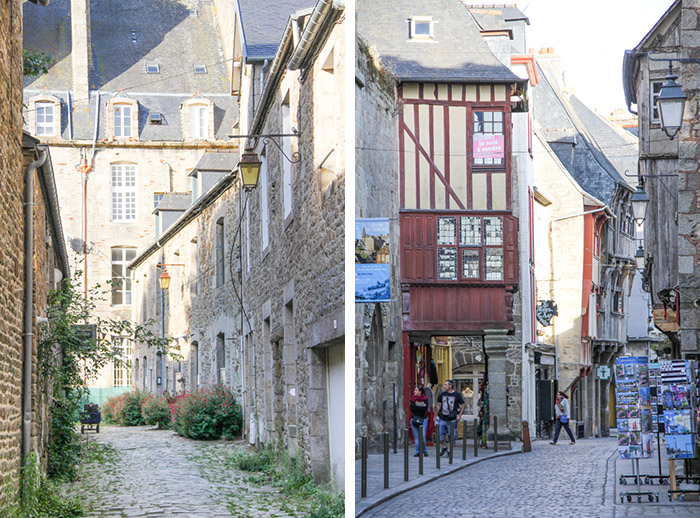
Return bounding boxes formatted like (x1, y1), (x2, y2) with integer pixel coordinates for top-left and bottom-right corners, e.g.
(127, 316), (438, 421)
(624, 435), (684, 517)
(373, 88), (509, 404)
(631, 183), (650, 226)
(157, 263), (184, 290)
(239, 148), (262, 190)
(648, 55), (691, 140)
(634, 243), (645, 272)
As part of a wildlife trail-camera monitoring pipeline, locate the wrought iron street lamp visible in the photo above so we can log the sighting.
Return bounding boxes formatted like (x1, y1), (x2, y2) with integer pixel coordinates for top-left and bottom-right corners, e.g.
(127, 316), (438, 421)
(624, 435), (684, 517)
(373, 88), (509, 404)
(157, 263), (184, 290)
(239, 148), (262, 190)
(631, 183), (650, 226)
(635, 243), (645, 272)
(656, 67), (686, 140)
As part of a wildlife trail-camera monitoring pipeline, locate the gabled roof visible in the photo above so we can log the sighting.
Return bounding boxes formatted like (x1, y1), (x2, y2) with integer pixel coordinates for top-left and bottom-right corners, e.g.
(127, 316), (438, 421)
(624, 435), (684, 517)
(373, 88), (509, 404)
(357, 0), (523, 83)
(534, 58), (637, 206)
(239, 0), (315, 61)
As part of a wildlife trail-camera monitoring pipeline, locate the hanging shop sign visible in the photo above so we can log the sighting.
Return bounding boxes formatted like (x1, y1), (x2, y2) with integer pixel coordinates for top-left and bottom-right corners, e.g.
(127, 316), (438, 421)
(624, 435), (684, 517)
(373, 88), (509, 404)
(659, 360), (697, 460)
(615, 356), (654, 459)
(535, 300), (558, 327)
(355, 218), (390, 303)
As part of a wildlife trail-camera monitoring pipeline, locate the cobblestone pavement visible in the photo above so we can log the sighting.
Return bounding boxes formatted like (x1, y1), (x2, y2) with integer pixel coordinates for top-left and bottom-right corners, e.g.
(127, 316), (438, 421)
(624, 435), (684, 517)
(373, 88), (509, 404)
(65, 425), (305, 518)
(363, 437), (700, 518)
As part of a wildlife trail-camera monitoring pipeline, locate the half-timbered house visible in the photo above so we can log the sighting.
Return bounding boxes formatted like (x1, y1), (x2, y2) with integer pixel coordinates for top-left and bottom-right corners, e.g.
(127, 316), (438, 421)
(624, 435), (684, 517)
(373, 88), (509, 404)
(356, 0), (533, 448)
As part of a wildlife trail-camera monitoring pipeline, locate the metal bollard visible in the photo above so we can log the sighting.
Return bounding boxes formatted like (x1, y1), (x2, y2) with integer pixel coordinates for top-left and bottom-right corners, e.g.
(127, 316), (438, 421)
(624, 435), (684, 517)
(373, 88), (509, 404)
(462, 420), (467, 460)
(474, 418), (479, 458)
(361, 436), (368, 498)
(435, 428), (441, 469)
(403, 428), (409, 482)
(494, 415), (499, 453)
(418, 423), (424, 475)
(383, 432), (389, 489)
(522, 421), (531, 453)
(448, 421), (454, 464)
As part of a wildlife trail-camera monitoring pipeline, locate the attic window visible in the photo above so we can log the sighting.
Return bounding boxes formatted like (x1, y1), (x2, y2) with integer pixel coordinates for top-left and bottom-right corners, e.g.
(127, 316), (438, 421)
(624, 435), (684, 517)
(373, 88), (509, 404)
(194, 64), (207, 74)
(146, 63), (160, 74)
(189, 9), (198, 17)
(410, 17), (434, 40)
(149, 112), (163, 125)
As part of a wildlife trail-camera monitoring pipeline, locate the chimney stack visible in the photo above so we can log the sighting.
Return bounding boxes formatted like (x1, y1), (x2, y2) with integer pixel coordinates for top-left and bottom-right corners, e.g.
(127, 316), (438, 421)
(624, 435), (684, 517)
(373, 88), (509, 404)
(71, 0), (92, 103)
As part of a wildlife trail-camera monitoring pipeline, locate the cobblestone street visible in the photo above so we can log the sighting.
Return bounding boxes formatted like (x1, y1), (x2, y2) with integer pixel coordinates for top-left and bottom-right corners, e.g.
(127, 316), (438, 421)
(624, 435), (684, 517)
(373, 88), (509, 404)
(363, 437), (700, 518)
(64, 425), (306, 518)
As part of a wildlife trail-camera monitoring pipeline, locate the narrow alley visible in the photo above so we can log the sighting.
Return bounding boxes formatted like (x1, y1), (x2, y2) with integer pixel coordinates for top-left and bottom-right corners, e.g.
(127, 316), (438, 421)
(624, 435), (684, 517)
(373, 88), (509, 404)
(66, 426), (307, 518)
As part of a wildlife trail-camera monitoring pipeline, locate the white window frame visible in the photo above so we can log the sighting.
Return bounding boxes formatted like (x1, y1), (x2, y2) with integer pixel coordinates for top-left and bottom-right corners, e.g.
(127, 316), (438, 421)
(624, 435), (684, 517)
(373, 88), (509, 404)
(410, 16), (434, 40)
(111, 247), (137, 305)
(35, 101), (55, 136)
(651, 80), (663, 123)
(189, 104), (208, 139)
(113, 104), (132, 138)
(111, 164), (137, 222)
(113, 337), (133, 387)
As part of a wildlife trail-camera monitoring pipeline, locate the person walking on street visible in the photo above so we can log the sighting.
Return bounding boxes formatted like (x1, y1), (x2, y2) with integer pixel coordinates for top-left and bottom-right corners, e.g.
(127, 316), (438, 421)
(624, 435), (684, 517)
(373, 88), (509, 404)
(410, 386), (429, 457)
(436, 380), (466, 456)
(550, 390), (576, 445)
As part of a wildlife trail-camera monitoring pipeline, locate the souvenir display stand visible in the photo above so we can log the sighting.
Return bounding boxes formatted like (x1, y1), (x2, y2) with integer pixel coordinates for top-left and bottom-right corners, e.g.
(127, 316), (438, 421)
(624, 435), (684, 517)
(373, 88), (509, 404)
(615, 356), (659, 503)
(659, 360), (698, 501)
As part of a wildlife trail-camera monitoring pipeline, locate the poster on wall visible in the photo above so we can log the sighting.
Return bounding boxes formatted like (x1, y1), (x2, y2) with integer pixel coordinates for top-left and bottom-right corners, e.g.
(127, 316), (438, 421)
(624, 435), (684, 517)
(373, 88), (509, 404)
(355, 218), (391, 303)
(615, 356), (654, 459)
(659, 360), (697, 460)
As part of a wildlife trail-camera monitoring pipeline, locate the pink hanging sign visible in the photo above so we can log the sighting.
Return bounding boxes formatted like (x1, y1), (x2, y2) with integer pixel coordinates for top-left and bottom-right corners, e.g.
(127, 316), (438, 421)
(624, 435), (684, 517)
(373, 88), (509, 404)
(473, 134), (505, 159)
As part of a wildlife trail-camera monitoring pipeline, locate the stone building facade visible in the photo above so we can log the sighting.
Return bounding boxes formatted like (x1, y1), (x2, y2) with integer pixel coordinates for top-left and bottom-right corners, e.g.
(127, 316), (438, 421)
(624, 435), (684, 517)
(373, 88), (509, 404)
(130, 0), (345, 489)
(623, 0), (700, 362)
(22, 0), (238, 404)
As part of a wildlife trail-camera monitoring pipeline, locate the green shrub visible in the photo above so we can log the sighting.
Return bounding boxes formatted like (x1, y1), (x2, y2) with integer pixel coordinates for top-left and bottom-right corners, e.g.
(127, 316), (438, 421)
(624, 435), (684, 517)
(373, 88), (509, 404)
(173, 384), (242, 440)
(231, 446), (276, 472)
(1, 452), (83, 518)
(141, 395), (171, 429)
(101, 391), (148, 426)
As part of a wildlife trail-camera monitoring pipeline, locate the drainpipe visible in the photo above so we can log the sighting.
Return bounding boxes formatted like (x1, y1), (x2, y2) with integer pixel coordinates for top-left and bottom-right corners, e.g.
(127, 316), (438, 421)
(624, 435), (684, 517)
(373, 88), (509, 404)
(23, 149), (48, 462)
(287, 0), (335, 71)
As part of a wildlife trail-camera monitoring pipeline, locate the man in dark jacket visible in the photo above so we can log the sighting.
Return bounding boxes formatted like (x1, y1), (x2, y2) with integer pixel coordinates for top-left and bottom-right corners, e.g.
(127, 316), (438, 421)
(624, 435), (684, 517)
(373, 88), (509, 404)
(436, 380), (466, 456)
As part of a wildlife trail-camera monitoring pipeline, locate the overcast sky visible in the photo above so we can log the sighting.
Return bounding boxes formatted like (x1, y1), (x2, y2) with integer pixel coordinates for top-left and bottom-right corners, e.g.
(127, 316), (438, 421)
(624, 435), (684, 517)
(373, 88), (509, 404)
(517, 0), (676, 115)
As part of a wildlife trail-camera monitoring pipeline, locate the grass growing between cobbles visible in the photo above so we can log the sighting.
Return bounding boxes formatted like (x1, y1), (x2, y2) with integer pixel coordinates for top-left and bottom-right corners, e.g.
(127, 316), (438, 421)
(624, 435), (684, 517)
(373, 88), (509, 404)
(187, 441), (340, 518)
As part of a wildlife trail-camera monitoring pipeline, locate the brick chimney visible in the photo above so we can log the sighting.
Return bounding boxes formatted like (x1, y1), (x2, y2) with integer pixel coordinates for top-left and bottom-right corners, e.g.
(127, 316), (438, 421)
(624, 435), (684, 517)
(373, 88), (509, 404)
(71, 0), (91, 103)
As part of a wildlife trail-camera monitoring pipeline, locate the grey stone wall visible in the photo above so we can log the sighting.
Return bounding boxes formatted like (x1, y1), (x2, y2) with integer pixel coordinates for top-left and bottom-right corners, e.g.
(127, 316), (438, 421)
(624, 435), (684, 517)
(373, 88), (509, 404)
(355, 39), (404, 453)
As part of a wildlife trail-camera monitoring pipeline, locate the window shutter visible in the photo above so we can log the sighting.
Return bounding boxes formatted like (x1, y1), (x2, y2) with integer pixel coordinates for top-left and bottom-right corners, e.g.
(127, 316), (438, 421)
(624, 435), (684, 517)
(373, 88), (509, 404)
(503, 215), (519, 284)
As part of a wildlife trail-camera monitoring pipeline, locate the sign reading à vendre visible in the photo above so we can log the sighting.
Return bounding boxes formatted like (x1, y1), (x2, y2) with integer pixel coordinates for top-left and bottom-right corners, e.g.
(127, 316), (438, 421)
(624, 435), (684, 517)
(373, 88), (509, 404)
(355, 218), (390, 303)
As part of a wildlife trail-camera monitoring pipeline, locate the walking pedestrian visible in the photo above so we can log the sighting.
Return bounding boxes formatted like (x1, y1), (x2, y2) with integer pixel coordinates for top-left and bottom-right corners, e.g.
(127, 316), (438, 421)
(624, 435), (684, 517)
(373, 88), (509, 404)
(409, 386), (429, 457)
(550, 390), (576, 445)
(436, 380), (466, 456)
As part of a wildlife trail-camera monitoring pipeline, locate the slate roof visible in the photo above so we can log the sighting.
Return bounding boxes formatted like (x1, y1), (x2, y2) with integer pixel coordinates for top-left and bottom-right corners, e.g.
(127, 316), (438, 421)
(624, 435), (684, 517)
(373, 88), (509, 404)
(239, 0), (314, 61)
(155, 193), (192, 213)
(22, 0), (237, 141)
(193, 152), (238, 172)
(465, 4), (529, 30)
(357, 0), (523, 83)
(533, 59), (636, 206)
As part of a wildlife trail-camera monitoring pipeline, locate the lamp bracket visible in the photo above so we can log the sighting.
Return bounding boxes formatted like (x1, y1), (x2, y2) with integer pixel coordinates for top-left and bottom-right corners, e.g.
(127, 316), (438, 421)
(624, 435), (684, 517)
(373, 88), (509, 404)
(261, 136), (301, 164)
(623, 171), (678, 203)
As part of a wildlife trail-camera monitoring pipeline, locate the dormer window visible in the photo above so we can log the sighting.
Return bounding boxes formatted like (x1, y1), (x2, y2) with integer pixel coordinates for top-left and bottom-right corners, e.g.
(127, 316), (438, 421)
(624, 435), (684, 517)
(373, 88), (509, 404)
(36, 102), (55, 136)
(149, 112), (163, 125)
(27, 94), (62, 138)
(410, 17), (434, 40)
(181, 97), (214, 140)
(106, 97), (139, 140)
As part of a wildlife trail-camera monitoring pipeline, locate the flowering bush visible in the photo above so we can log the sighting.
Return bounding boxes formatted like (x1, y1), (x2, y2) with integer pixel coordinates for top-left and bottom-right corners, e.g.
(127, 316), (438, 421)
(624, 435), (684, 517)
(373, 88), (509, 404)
(173, 384), (242, 440)
(101, 390), (148, 426)
(141, 395), (171, 429)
